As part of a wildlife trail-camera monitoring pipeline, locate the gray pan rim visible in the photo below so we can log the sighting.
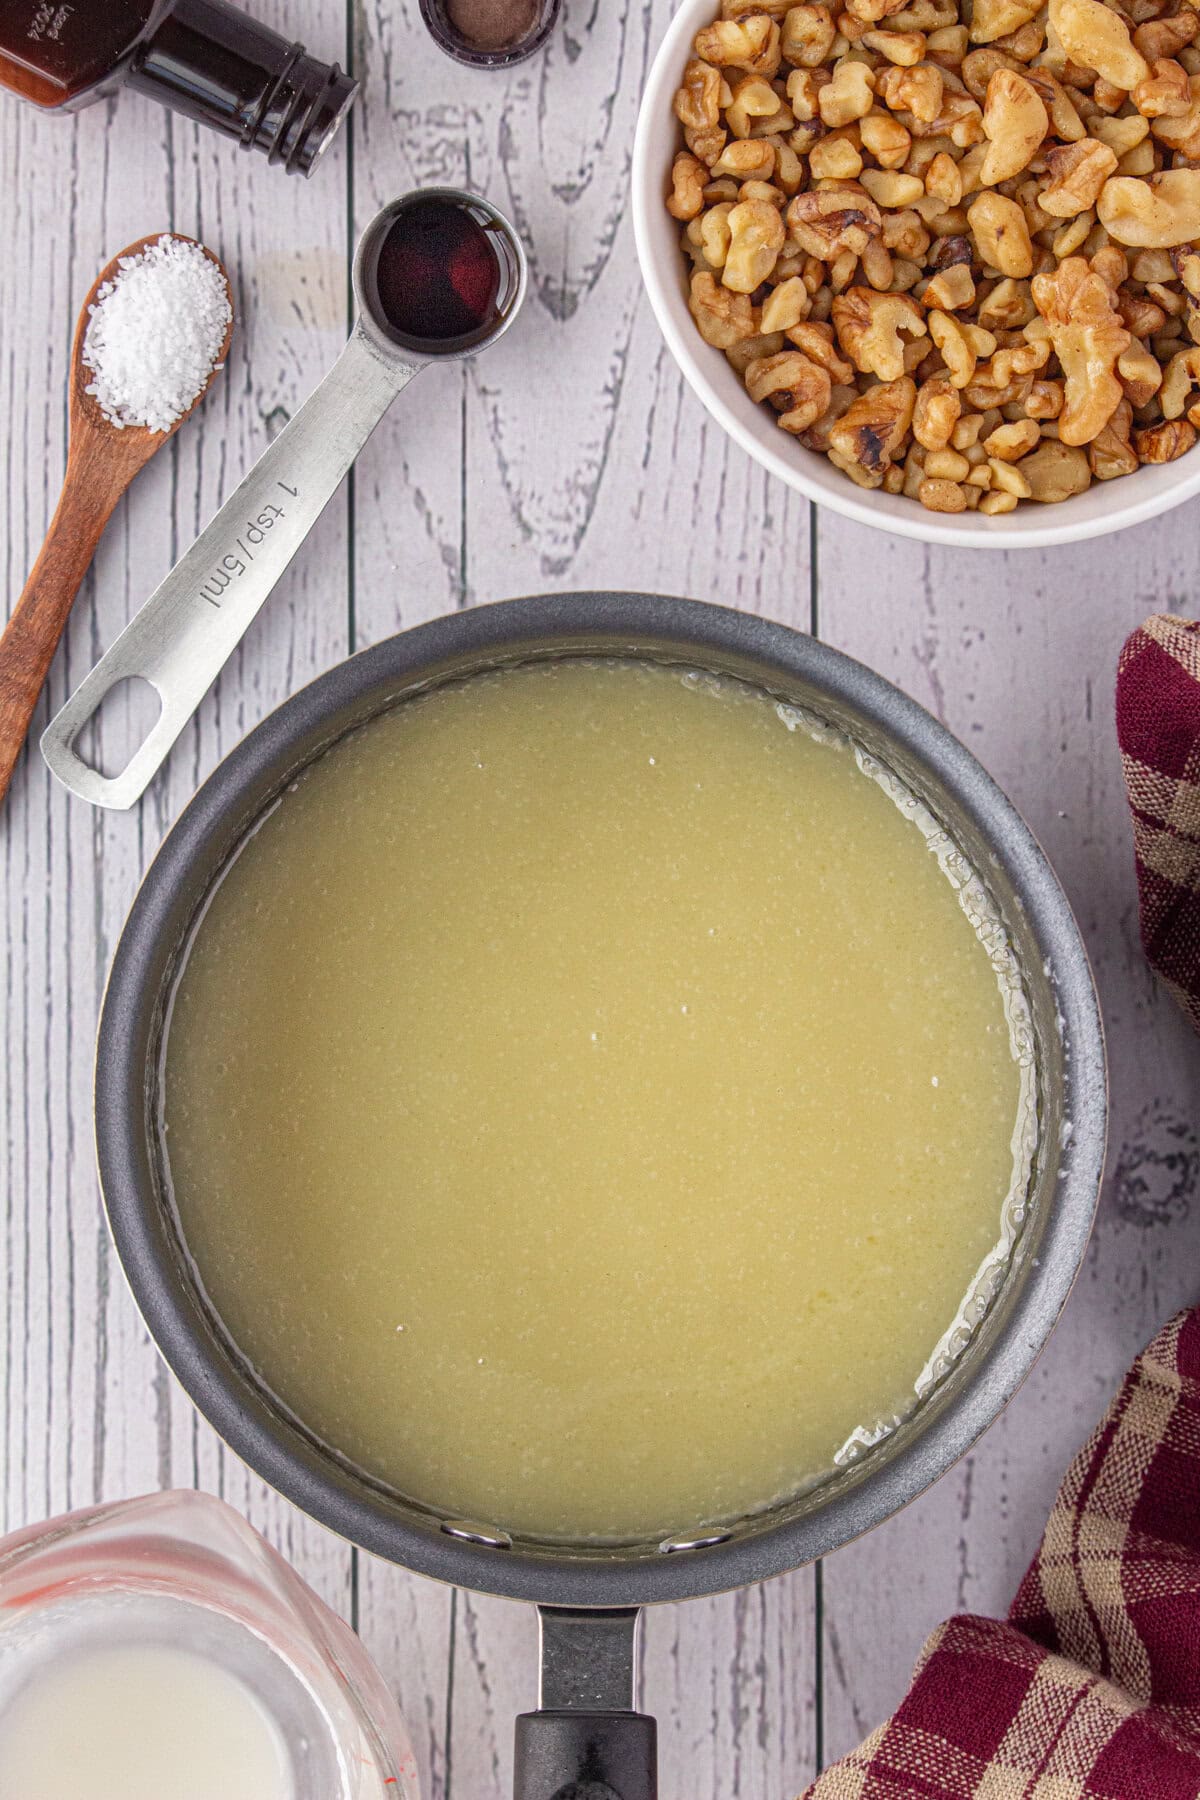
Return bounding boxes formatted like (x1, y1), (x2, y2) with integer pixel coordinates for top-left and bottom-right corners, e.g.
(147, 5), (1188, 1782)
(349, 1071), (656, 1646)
(94, 591), (1108, 1609)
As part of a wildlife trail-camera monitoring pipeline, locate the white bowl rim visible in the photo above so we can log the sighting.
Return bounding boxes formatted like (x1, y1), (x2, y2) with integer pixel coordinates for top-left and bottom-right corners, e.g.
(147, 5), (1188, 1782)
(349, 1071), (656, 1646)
(631, 0), (1200, 550)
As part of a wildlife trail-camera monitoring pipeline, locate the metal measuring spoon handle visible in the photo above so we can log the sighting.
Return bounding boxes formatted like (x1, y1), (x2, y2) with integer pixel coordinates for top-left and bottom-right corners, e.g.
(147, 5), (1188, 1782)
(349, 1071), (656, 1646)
(41, 326), (415, 810)
(41, 188), (527, 811)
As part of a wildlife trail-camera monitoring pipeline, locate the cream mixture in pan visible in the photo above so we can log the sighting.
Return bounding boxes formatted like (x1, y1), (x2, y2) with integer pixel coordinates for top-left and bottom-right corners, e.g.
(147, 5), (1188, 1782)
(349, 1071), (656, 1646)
(162, 657), (1035, 1542)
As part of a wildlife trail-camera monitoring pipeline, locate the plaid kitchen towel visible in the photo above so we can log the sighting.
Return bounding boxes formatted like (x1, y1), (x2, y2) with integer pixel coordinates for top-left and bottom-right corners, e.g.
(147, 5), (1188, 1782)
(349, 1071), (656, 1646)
(1116, 615), (1200, 1033)
(803, 1307), (1200, 1800)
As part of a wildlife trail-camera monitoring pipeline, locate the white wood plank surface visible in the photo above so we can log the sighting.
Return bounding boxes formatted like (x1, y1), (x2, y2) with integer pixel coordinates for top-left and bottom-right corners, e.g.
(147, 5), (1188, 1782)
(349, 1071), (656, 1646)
(3, 1), (1199, 1797)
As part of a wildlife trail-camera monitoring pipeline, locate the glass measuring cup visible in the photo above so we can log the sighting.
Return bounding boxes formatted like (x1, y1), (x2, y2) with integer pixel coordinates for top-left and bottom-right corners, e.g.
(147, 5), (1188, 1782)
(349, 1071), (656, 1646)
(0, 1490), (418, 1798)
(40, 188), (527, 811)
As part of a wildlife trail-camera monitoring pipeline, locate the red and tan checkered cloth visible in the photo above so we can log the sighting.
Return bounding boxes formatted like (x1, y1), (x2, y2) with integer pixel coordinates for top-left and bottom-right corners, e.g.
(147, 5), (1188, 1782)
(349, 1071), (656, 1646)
(1117, 615), (1200, 1033)
(803, 1308), (1200, 1800)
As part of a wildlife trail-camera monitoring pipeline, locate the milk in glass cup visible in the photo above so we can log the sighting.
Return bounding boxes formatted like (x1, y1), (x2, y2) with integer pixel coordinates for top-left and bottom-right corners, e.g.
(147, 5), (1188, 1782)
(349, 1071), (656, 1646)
(0, 1489), (418, 1800)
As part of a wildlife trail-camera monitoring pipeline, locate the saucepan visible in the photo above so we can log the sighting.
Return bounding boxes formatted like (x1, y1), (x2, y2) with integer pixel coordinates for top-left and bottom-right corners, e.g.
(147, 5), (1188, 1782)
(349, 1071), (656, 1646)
(94, 591), (1107, 1800)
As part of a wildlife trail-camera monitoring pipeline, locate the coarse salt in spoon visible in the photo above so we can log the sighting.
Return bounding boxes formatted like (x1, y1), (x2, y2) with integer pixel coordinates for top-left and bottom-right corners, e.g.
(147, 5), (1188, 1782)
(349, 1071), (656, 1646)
(0, 233), (233, 808)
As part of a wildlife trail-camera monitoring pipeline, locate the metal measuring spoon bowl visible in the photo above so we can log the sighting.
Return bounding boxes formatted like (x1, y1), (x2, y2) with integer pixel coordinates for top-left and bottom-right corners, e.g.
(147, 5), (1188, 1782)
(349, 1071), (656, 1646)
(40, 188), (528, 812)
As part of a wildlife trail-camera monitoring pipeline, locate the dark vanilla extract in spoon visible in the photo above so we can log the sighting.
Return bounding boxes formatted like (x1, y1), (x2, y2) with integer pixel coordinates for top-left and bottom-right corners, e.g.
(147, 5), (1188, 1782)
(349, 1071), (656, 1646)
(368, 197), (503, 354)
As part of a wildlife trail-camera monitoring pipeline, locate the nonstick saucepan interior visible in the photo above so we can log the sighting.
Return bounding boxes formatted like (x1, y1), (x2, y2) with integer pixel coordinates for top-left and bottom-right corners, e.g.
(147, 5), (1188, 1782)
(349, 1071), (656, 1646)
(94, 593), (1107, 1800)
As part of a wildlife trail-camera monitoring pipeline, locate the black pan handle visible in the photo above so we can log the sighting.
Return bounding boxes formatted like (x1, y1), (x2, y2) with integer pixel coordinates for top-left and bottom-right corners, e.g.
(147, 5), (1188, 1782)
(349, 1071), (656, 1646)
(514, 1607), (657, 1800)
(514, 1708), (657, 1800)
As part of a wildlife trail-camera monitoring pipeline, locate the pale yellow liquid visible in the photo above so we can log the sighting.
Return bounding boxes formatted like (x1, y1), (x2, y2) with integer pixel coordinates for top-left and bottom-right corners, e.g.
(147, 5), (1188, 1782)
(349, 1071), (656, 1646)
(164, 658), (1030, 1542)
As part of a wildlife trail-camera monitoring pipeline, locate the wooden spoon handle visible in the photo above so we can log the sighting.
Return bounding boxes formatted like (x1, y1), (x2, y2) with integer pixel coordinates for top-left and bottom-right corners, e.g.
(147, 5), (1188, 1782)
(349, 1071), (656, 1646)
(0, 464), (122, 806)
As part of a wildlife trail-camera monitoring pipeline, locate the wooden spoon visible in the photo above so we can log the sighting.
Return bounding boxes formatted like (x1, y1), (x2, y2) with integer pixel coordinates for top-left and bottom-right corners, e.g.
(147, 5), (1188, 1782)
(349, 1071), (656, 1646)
(0, 233), (234, 807)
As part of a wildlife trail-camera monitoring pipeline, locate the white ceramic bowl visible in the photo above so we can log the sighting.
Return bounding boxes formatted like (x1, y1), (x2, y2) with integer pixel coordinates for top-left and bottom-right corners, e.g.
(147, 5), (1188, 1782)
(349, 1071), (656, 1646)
(632, 2), (1200, 549)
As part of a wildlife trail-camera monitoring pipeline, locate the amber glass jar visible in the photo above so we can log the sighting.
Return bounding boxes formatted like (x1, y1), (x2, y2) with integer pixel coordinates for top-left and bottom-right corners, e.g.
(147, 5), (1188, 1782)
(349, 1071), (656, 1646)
(0, 0), (356, 174)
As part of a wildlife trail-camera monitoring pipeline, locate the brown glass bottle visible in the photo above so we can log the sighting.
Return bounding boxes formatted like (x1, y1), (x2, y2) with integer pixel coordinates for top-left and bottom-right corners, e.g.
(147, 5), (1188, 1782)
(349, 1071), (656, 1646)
(0, 0), (356, 175)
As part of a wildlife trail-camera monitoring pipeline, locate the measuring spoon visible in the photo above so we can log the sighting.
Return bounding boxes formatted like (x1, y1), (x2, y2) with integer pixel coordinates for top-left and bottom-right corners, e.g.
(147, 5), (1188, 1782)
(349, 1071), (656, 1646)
(41, 188), (527, 811)
(0, 234), (233, 809)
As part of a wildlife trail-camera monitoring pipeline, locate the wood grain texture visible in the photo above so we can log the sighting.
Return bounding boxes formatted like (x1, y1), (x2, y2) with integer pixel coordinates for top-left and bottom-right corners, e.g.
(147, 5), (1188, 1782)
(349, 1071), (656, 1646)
(3, 0), (1199, 1796)
(1, 0), (355, 1630)
(814, 517), (1200, 1759)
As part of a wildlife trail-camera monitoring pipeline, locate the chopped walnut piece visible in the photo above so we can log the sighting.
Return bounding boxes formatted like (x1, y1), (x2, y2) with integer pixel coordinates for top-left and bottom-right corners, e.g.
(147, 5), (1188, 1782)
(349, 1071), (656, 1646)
(1025, 378), (1064, 418)
(698, 203), (736, 267)
(1133, 57), (1192, 118)
(819, 61), (877, 124)
(924, 261), (977, 309)
(701, 175), (740, 203)
(1021, 67), (1087, 141)
(832, 285), (928, 376)
(723, 198), (786, 289)
(787, 319), (857, 380)
(781, 4), (838, 64)
(859, 106), (913, 164)
(967, 191), (1034, 276)
(1117, 341), (1164, 406)
(1052, 213), (1095, 260)
(761, 274), (812, 331)
(786, 183), (883, 257)
(862, 27), (928, 63)
(977, 276), (1035, 329)
(923, 150), (964, 204)
(968, 0), (1041, 44)
(913, 374), (962, 445)
(961, 47), (1014, 103)
(828, 374), (918, 477)
(1117, 287), (1167, 338)
(1093, 114), (1150, 160)
(1048, 0), (1149, 90)
(726, 73), (792, 136)
(928, 307), (979, 384)
(843, 0), (911, 22)
(989, 337), (1050, 385)
(876, 61), (946, 122)
(689, 270), (757, 346)
(797, 383), (859, 450)
(695, 14), (783, 72)
(918, 475), (969, 508)
(745, 349), (834, 428)
(979, 70), (1048, 185)
(1135, 12), (1200, 62)
(1090, 244), (1129, 292)
(723, 0), (793, 14)
(1031, 256), (1131, 442)
(1171, 248), (1200, 298)
(810, 130), (866, 178)
(1159, 345), (1200, 416)
(926, 22), (968, 58)
(1039, 139), (1119, 217)
(985, 455), (1029, 497)
(1151, 82), (1200, 160)
(1097, 170), (1200, 247)
(675, 58), (723, 130)
(726, 330), (785, 376)
(785, 67), (823, 118)
(687, 124), (729, 165)
(710, 136), (777, 179)
(1088, 399), (1140, 476)
(927, 90), (987, 150)
(1016, 439), (1092, 498)
(1134, 418), (1198, 459)
(984, 417), (1040, 458)
(668, 153), (710, 220)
